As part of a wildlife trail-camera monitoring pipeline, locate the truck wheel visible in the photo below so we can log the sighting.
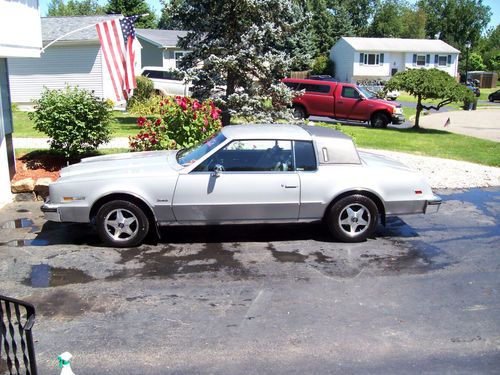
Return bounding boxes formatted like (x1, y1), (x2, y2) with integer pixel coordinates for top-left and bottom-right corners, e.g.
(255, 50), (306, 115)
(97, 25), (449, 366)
(371, 112), (389, 128)
(96, 200), (149, 247)
(326, 195), (379, 243)
(293, 105), (307, 119)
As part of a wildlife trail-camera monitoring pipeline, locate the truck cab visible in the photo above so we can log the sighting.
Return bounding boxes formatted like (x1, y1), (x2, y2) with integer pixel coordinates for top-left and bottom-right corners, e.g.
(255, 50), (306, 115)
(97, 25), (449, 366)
(283, 78), (405, 128)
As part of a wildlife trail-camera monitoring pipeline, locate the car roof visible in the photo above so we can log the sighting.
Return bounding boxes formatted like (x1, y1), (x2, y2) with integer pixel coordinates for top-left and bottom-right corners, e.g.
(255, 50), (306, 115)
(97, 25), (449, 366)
(282, 78), (339, 85)
(221, 124), (351, 142)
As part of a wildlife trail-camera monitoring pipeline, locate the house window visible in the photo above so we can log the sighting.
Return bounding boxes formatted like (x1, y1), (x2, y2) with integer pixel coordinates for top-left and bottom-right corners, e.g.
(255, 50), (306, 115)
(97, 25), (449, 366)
(438, 55), (447, 66)
(362, 53), (380, 65)
(416, 55), (426, 66)
(174, 51), (188, 69)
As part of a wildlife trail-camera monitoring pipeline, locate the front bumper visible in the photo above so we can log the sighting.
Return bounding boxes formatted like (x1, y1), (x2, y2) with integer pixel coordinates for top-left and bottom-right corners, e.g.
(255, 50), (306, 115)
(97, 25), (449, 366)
(391, 113), (406, 124)
(41, 201), (61, 222)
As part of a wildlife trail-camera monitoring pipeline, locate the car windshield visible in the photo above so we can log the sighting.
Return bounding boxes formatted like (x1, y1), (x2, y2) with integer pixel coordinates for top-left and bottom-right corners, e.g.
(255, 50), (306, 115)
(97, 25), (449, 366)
(176, 132), (227, 167)
(357, 86), (376, 99)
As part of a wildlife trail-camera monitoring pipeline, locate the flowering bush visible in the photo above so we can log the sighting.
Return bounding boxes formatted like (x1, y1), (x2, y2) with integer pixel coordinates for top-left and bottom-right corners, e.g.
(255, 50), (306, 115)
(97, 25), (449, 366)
(129, 96), (222, 151)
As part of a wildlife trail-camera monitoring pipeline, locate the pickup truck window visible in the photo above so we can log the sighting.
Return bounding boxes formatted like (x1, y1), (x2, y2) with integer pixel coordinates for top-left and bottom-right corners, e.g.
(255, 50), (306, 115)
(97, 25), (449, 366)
(341, 86), (360, 99)
(302, 83), (330, 94)
(294, 141), (317, 171)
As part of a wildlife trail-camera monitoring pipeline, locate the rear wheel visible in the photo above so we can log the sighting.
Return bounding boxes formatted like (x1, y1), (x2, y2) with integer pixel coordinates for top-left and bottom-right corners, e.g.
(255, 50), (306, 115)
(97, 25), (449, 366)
(370, 112), (389, 128)
(489, 95), (494, 102)
(96, 200), (149, 247)
(292, 105), (307, 119)
(326, 195), (379, 242)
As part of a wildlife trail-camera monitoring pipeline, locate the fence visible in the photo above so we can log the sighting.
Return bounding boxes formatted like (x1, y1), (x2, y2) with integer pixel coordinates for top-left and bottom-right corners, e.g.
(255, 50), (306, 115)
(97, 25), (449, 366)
(0, 295), (38, 375)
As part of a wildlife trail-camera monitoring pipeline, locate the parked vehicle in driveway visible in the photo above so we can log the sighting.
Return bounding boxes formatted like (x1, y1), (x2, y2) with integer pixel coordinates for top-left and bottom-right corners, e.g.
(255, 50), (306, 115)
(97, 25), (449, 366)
(141, 66), (191, 96)
(488, 89), (500, 102)
(283, 78), (405, 128)
(42, 124), (440, 247)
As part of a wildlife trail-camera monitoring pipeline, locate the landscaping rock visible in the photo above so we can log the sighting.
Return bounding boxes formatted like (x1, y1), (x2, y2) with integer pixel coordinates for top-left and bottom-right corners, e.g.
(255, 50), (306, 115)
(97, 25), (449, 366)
(13, 192), (36, 202)
(34, 177), (52, 198)
(11, 178), (35, 193)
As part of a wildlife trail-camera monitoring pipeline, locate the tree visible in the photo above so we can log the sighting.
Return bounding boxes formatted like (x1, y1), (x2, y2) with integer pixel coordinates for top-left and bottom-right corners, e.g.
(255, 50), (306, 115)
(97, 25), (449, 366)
(106, 0), (157, 29)
(368, 0), (404, 37)
(400, 6), (426, 39)
(385, 69), (473, 128)
(172, 0), (313, 125)
(158, 0), (184, 29)
(458, 52), (486, 73)
(479, 25), (500, 73)
(47, 0), (105, 16)
(328, 0), (376, 36)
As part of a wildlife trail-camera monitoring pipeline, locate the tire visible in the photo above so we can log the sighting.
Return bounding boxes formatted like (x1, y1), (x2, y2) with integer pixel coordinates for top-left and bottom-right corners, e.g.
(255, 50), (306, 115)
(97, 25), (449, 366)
(326, 195), (379, 243)
(96, 200), (149, 247)
(489, 96), (493, 102)
(292, 105), (307, 119)
(370, 112), (389, 128)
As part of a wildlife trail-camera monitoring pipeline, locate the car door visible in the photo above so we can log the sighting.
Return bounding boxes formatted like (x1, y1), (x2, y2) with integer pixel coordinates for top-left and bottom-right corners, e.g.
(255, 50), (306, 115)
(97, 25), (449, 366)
(172, 139), (300, 223)
(334, 85), (370, 120)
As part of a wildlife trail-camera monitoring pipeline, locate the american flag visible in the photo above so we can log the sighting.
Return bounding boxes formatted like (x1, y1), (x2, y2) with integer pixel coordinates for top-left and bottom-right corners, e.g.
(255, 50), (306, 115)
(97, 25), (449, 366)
(96, 16), (139, 102)
(444, 117), (451, 127)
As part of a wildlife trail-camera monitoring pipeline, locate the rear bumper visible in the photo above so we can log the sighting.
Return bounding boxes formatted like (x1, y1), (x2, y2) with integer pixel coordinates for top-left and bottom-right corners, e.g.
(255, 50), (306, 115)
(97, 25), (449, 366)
(424, 195), (442, 214)
(385, 194), (442, 215)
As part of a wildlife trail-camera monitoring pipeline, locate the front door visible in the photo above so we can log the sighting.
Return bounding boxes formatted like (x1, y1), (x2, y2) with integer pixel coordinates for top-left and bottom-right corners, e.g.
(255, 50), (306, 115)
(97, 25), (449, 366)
(172, 139), (300, 223)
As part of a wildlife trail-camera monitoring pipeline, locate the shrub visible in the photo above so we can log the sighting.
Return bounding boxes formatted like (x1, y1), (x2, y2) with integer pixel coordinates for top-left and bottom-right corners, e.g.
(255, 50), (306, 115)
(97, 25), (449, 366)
(29, 86), (112, 157)
(311, 55), (335, 76)
(129, 96), (222, 151)
(126, 76), (155, 109)
(127, 94), (164, 116)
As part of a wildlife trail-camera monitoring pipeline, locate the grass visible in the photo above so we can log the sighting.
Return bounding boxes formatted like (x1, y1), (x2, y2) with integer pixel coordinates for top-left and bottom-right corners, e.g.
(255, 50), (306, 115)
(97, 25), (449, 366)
(327, 123), (500, 167)
(478, 87), (498, 101)
(12, 111), (140, 138)
(396, 91), (463, 109)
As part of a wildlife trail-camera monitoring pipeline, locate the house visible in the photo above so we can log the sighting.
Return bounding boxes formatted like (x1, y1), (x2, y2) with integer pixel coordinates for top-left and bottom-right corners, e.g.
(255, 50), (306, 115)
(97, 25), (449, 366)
(330, 37), (460, 83)
(8, 15), (141, 105)
(136, 29), (189, 69)
(0, 0), (42, 207)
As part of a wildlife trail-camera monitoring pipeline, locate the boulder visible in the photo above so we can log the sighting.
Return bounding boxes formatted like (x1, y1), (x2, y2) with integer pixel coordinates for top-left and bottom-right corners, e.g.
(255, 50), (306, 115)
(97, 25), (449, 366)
(11, 178), (35, 193)
(34, 177), (52, 198)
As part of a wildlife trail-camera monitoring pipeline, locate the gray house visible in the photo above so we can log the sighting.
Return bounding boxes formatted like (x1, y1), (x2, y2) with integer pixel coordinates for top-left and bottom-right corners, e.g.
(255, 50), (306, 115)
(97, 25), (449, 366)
(136, 29), (189, 69)
(8, 15), (141, 104)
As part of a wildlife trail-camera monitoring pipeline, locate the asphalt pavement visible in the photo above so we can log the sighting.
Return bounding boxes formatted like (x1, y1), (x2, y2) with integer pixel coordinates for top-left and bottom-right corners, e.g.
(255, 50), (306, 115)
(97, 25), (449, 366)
(0, 188), (499, 374)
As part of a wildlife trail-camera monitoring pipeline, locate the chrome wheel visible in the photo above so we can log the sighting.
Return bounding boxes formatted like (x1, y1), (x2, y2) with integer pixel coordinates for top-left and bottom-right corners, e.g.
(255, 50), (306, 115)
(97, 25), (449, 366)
(104, 208), (139, 242)
(338, 203), (371, 237)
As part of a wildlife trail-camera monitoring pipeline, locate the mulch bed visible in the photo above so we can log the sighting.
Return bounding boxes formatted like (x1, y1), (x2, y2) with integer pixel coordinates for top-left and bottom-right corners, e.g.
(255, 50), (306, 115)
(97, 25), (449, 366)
(12, 151), (74, 183)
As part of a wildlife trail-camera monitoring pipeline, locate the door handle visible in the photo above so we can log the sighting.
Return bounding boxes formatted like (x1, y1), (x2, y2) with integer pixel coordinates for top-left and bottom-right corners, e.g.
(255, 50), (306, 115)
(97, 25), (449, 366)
(338, 101), (344, 104)
(283, 185), (298, 189)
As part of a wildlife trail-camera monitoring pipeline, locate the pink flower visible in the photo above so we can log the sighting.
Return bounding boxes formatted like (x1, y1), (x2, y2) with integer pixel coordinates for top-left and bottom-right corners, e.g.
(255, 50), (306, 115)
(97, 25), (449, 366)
(193, 100), (201, 110)
(202, 127), (206, 133)
(203, 117), (208, 126)
(211, 110), (219, 120)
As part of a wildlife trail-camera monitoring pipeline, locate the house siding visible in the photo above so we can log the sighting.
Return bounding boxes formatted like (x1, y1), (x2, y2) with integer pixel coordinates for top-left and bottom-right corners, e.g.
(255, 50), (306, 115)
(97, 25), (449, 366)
(8, 43), (103, 103)
(0, 58), (15, 205)
(330, 39), (354, 83)
(140, 38), (162, 68)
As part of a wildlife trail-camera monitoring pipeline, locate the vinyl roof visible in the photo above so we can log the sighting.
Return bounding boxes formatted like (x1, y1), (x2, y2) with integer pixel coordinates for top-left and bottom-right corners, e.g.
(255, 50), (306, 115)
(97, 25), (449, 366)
(136, 29), (188, 48)
(341, 37), (460, 54)
(42, 15), (122, 42)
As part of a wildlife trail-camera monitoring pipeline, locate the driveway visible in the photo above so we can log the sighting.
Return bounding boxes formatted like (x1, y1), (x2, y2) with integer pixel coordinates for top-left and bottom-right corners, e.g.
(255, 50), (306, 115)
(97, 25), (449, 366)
(0, 188), (499, 374)
(419, 108), (500, 141)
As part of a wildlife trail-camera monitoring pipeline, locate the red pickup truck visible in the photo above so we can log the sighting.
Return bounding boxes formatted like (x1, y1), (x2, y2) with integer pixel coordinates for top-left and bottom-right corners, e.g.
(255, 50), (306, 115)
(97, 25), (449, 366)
(283, 78), (405, 128)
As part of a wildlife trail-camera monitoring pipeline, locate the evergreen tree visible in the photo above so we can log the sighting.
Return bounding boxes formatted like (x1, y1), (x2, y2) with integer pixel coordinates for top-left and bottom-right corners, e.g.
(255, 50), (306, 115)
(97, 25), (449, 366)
(47, 0), (105, 16)
(106, 0), (157, 28)
(158, 0), (184, 29)
(172, 0), (314, 125)
(333, 0), (376, 36)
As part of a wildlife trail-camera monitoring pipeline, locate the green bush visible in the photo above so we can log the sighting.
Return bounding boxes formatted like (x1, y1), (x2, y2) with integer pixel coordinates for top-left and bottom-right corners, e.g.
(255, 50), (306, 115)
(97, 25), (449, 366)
(127, 76), (155, 109)
(29, 86), (112, 157)
(129, 96), (222, 151)
(127, 94), (164, 115)
(311, 55), (335, 76)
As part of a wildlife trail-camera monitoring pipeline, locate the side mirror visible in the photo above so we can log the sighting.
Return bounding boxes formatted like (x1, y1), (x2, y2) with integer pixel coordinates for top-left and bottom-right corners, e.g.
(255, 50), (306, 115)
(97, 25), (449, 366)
(212, 164), (224, 177)
(359, 94), (366, 100)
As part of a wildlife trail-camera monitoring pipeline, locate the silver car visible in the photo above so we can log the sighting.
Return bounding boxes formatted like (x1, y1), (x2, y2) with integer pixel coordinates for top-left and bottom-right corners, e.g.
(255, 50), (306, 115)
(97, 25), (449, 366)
(42, 124), (441, 247)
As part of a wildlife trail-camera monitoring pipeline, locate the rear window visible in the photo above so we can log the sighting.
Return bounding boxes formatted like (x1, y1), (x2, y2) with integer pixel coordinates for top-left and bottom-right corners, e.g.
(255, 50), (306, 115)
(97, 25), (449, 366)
(142, 70), (183, 81)
(301, 83), (330, 94)
(294, 141), (317, 171)
(284, 82), (300, 90)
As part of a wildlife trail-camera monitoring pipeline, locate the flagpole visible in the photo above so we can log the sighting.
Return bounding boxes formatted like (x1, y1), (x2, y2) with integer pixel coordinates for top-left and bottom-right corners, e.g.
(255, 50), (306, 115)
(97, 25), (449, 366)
(41, 13), (149, 53)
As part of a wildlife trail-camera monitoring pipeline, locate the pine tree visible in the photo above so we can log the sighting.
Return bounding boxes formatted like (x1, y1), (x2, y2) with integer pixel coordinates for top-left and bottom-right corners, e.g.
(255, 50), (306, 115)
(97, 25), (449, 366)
(105, 0), (157, 29)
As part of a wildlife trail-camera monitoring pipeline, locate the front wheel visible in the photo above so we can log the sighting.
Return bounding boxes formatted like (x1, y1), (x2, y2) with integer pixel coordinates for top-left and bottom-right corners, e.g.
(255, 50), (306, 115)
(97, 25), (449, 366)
(326, 195), (379, 242)
(96, 200), (149, 247)
(370, 112), (389, 128)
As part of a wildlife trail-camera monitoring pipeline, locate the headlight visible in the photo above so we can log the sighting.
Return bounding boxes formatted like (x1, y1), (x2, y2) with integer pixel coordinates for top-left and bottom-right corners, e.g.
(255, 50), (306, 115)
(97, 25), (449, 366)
(393, 107), (403, 115)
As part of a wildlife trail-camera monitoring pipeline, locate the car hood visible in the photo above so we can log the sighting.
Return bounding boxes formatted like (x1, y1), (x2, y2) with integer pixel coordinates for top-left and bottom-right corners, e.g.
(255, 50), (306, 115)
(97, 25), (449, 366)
(58, 150), (180, 181)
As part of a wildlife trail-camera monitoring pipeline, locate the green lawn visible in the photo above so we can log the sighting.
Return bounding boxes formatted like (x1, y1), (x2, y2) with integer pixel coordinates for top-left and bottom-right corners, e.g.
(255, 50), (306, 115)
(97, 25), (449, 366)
(396, 91), (462, 109)
(328, 123), (500, 167)
(12, 111), (140, 138)
(478, 87), (497, 101)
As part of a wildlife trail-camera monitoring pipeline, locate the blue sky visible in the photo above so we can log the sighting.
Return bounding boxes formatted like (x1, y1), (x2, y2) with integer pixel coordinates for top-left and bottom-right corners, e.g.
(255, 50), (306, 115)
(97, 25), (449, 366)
(39, 0), (500, 30)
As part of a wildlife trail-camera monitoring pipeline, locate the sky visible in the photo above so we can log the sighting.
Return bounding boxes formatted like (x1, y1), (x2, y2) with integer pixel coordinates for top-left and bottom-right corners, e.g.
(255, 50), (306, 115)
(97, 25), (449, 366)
(38, 0), (500, 30)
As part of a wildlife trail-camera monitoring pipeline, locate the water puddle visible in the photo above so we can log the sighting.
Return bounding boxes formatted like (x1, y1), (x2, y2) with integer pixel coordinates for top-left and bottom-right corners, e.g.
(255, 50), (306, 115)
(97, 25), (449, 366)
(0, 218), (39, 233)
(267, 243), (307, 263)
(440, 188), (499, 217)
(23, 264), (95, 288)
(0, 239), (50, 247)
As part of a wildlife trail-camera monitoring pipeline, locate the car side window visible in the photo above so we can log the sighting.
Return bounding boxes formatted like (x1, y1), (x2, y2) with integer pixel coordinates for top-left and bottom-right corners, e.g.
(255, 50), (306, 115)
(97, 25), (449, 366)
(302, 83), (330, 94)
(341, 86), (360, 99)
(294, 141), (317, 171)
(194, 140), (294, 172)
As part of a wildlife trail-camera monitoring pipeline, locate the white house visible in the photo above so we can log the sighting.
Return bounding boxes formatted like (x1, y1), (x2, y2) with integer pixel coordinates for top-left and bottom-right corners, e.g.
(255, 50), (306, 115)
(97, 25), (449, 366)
(136, 29), (189, 69)
(0, 0), (42, 207)
(330, 37), (460, 83)
(8, 15), (141, 104)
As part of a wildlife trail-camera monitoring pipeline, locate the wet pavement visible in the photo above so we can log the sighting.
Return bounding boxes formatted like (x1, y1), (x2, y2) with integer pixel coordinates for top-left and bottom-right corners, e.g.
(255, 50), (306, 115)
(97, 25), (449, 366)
(0, 188), (499, 374)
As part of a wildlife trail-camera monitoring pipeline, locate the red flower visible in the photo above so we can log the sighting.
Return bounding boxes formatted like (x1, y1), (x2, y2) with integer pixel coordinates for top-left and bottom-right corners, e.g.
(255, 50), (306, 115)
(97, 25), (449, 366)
(155, 118), (162, 126)
(193, 112), (197, 120)
(203, 117), (208, 126)
(137, 117), (146, 127)
(211, 110), (219, 120)
(193, 100), (201, 110)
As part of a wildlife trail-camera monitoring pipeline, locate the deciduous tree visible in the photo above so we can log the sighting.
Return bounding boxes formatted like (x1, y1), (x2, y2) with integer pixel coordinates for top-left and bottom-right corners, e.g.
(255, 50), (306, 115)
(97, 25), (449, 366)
(106, 0), (157, 28)
(47, 0), (105, 16)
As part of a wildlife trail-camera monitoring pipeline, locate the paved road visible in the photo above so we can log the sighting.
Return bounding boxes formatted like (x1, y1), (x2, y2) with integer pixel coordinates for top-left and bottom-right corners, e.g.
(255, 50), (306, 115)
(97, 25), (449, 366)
(0, 188), (499, 374)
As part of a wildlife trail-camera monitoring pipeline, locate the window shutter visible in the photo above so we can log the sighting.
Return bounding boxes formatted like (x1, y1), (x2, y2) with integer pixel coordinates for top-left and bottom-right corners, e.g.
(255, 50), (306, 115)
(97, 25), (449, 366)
(426, 54), (430, 64)
(380, 53), (384, 64)
(447, 55), (452, 65)
(413, 54), (417, 65)
(360, 53), (364, 64)
(434, 55), (438, 64)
